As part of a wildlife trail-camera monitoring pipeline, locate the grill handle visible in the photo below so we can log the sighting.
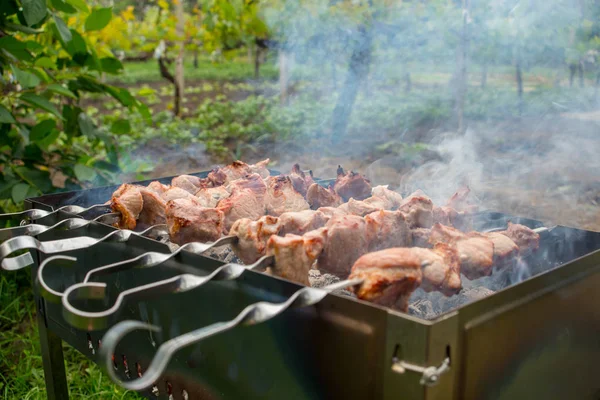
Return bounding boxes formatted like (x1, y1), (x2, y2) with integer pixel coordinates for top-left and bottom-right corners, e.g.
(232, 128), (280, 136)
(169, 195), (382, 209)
(99, 278), (363, 391)
(0, 224), (168, 271)
(60, 256), (273, 331)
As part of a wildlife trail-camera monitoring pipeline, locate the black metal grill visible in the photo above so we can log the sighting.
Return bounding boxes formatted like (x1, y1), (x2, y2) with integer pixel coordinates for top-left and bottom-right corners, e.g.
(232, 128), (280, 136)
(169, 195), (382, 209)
(4, 169), (600, 400)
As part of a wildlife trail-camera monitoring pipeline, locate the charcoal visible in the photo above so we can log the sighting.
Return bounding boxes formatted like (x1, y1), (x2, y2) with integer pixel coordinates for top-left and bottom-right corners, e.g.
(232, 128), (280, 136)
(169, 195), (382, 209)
(409, 299), (437, 319)
(437, 286), (495, 314)
(308, 269), (356, 297)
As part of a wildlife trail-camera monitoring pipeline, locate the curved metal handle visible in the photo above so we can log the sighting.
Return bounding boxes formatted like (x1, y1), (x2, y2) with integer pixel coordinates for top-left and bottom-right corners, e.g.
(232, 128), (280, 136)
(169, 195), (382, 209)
(0, 203), (111, 224)
(36, 255), (78, 303)
(0, 224), (168, 271)
(0, 213), (120, 242)
(81, 235), (237, 283)
(99, 278), (362, 391)
(61, 256), (273, 330)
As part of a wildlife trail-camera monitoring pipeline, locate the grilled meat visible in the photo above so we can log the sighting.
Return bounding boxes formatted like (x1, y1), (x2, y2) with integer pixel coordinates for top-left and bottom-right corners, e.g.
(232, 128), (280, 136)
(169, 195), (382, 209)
(230, 215), (281, 264)
(398, 190), (434, 228)
(225, 173), (266, 196)
(147, 181), (169, 194)
(420, 244), (462, 295)
(306, 183), (342, 209)
(365, 210), (412, 251)
(316, 206), (347, 219)
(138, 188), (167, 226)
(217, 188), (265, 232)
(162, 187), (196, 202)
(334, 166), (372, 201)
(266, 228), (328, 286)
(447, 185), (478, 213)
(338, 197), (383, 217)
(207, 159), (270, 186)
(171, 174), (206, 194)
(166, 198), (224, 245)
(279, 210), (328, 236)
(349, 249), (423, 312)
(289, 164), (315, 196)
(111, 184), (143, 230)
(498, 222), (540, 254)
(195, 186), (231, 208)
(485, 232), (519, 264)
(370, 186), (403, 209)
(264, 176), (310, 216)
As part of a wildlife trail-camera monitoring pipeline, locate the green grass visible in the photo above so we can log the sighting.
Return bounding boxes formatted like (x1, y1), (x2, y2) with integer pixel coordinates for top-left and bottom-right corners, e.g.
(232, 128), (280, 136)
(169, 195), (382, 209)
(0, 271), (142, 399)
(109, 54), (279, 84)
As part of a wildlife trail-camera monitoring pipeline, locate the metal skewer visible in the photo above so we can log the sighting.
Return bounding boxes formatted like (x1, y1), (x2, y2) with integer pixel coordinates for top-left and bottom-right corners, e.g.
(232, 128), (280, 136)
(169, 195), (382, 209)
(36, 255), (78, 303)
(0, 224), (168, 271)
(99, 277), (363, 391)
(0, 203), (111, 224)
(60, 256), (274, 330)
(0, 213), (120, 242)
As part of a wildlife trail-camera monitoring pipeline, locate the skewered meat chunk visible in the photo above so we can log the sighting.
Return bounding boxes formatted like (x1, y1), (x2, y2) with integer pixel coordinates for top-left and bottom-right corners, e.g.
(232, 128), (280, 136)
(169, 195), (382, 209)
(230, 216), (281, 264)
(278, 210), (328, 236)
(365, 210), (411, 251)
(289, 164), (315, 196)
(264, 176), (310, 216)
(166, 198), (224, 245)
(418, 244), (462, 296)
(498, 222), (540, 253)
(485, 232), (519, 265)
(433, 206), (472, 232)
(334, 166), (372, 201)
(207, 159), (270, 186)
(111, 184), (143, 230)
(446, 185), (478, 213)
(217, 188), (265, 232)
(349, 249), (423, 312)
(266, 228), (328, 286)
(146, 181), (169, 194)
(398, 190), (434, 228)
(306, 183), (342, 209)
(317, 215), (370, 278)
(162, 187), (196, 202)
(226, 173), (266, 197)
(428, 223), (494, 280)
(317, 206), (347, 219)
(412, 228), (432, 248)
(338, 197), (383, 217)
(371, 186), (403, 209)
(138, 188), (167, 226)
(195, 186), (231, 208)
(171, 175), (205, 194)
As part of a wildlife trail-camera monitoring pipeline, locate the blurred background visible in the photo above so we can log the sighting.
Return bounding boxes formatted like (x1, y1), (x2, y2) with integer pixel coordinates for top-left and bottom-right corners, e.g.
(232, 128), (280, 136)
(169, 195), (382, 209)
(1, 0), (599, 397)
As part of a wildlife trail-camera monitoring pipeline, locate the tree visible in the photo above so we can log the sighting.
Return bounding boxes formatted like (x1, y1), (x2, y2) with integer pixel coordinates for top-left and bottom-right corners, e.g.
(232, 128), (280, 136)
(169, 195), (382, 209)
(0, 0), (148, 212)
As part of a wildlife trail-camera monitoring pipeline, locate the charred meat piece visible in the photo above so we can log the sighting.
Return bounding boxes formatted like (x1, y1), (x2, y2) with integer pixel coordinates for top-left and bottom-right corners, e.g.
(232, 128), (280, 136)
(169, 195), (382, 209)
(171, 175), (206, 194)
(230, 216), (281, 264)
(226, 173), (266, 196)
(279, 210), (328, 236)
(266, 228), (328, 285)
(398, 190), (434, 228)
(317, 215), (370, 278)
(365, 210), (411, 251)
(195, 186), (231, 208)
(207, 159), (270, 186)
(428, 223), (494, 280)
(349, 249), (423, 312)
(162, 187), (196, 202)
(498, 222), (540, 253)
(371, 186), (403, 209)
(217, 188), (265, 233)
(264, 176), (310, 216)
(111, 184), (143, 230)
(334, 166), (372, 202)
(306, 183), (342, 209)
(138, 188), (166, 227)
(289, 164), (315, 196)
(166, 198), (224, 245)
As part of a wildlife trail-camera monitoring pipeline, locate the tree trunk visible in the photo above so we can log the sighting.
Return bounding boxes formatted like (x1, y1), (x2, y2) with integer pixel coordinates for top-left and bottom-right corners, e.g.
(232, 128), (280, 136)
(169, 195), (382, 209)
(330, 25), (373, 143)
(569, 63), (576, 87)
(453, 0), (470, 134)
(481, 63), (487, 89)
(254, 45), (261, 79)
(405, 72), (412, 92)
(174, 0), (185, 117)
(516, 56), (524, 116)
(578, 62), (584, 88)
(279, 49), (290, 104)
(595, 70), (600, 102)
(193, 47), (199, 69)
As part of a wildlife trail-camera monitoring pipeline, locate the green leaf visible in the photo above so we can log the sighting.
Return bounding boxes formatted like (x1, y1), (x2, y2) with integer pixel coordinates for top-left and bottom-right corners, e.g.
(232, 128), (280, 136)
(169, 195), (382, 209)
(25, 41), (44, 52)
(11, 183), (30, 204)
(21, 0), (47, 26)
(36, 129), (60, 150)
(106, 86), (135, 107)
(53, 15), (72, 42)
(50, 0), (77, 13)
(0, 105), (16, 124)
(4, 22), (44, 34)
(10, 66), (41, 89)
(85, 7), (112, 32)
(99, 57), (123, 74)
(34, 56), (56, 69)
(77, 113), (96, 137)
(62, 105), (82, 137)
(20, 93), (63, 118)
(46, 83), (77, 99)
(0, 36), (33, 61)
(65, 0), (89, 13)
(29, 119), (57, 142)
(13, 166), (52, 193)
(110, 119), (131, 134)
(74, 164), (97, 182)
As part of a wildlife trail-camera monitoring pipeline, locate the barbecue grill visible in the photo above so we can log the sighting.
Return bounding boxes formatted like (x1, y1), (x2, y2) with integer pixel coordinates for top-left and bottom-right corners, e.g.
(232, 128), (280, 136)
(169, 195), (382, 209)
(3, 168), (600, 400)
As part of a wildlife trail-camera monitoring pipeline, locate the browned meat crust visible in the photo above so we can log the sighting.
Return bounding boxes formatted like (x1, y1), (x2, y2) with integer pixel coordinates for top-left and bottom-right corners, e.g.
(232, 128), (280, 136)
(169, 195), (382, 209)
(333, 166), (372, 201)
(111, 184), (143, 230)
(166, 198), (224, 245)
